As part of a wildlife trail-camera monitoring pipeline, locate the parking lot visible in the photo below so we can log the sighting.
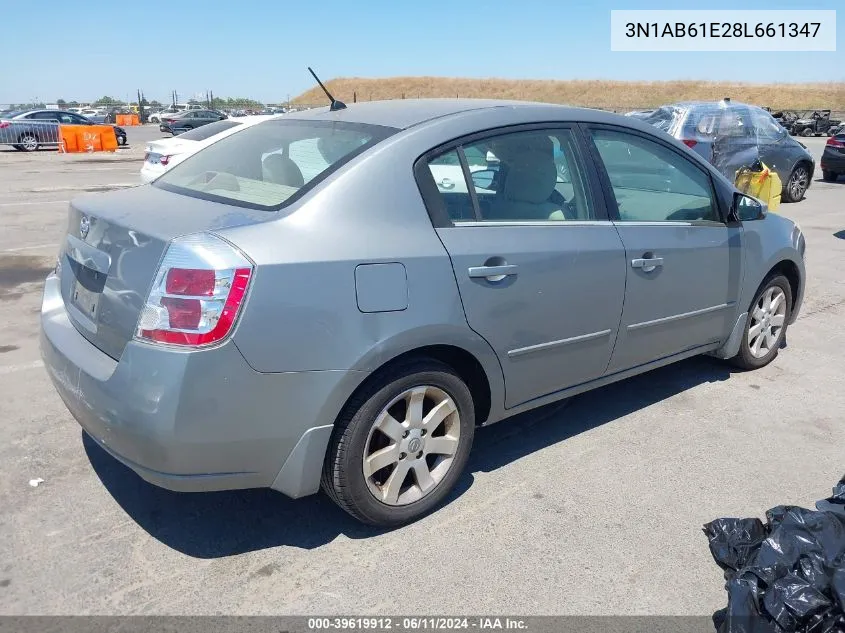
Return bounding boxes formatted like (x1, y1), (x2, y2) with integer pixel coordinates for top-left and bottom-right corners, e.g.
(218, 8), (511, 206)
(0, 129), (843, 615)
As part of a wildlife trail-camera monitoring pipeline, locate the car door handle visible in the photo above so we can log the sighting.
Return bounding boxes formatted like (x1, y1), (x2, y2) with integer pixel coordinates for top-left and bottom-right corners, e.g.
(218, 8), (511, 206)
(468, 264), (519, 280)
(631, 257), (664, 272)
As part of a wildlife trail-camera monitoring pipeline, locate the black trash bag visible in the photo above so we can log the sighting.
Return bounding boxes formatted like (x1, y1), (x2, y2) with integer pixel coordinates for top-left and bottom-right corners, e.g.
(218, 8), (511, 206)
(704, 476), (845, 633)
(816, 476), (845, 518)
(704, 518), (768, 573)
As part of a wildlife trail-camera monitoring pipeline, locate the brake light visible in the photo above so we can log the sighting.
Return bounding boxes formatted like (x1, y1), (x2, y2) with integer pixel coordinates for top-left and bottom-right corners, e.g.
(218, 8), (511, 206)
(682, 139), (697, 148)
(826, 137), (845, 149)
(136, 234), (253, 347)
(160, 155), (170, 166)
(0, 122), (10, 129)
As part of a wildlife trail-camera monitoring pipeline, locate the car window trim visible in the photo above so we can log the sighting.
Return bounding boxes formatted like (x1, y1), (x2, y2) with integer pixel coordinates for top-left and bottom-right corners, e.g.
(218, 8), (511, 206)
(457, 146), (483, 221)
(578, 122), (728, 225)
(413, 121), (609, 228)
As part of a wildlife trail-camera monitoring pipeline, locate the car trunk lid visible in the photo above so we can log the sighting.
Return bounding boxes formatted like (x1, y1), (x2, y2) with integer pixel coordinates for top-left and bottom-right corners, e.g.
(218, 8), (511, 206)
(59, 185), (272, 360)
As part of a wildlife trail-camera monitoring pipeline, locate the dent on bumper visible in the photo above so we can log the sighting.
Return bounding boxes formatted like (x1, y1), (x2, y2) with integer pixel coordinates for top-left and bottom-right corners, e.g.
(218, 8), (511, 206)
(40, 275), (365, 496)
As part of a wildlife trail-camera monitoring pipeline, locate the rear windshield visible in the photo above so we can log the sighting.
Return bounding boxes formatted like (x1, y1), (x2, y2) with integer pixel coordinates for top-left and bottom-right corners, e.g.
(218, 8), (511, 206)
(639, 106), (684, 133)
(177, 119), (242, 141)
(154, 119), (397, 210)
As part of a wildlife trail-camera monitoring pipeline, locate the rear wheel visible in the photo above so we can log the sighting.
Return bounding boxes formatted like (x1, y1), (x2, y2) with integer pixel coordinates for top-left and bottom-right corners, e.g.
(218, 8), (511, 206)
(731, 275), (792, 370)
(822, 170), (839, 182)
(783, 164), (810, 202)
(800, 127), (814, 137)
(321, 358), (475, 527)
(19, 133), (39, 151)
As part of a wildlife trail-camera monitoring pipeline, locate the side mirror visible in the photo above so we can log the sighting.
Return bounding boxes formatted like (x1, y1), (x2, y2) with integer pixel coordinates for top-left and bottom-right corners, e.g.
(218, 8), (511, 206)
(470, 169), (496, 190)
(733, 193), (767, 221)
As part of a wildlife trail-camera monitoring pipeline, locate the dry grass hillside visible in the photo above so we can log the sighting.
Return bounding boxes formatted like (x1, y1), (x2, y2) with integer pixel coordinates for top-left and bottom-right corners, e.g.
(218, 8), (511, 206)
(293, 77), (845, 111)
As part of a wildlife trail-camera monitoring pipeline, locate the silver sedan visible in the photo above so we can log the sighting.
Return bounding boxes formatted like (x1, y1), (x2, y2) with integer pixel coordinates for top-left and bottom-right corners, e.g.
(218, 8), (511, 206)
(40, 99), (805, 526)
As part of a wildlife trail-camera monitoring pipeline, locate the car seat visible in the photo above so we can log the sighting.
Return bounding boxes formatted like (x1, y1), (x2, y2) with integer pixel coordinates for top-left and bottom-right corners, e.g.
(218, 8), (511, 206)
(262, 154), (305, 188)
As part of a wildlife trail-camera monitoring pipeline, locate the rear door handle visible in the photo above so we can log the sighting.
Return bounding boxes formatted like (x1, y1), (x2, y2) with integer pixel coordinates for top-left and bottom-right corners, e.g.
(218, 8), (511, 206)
(468, 264), (519, 281)
(631, 257), (664, 273)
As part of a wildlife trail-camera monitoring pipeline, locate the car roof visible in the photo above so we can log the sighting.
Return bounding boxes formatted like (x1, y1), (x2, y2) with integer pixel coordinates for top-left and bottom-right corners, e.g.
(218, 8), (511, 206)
(283, 98), (619, 130)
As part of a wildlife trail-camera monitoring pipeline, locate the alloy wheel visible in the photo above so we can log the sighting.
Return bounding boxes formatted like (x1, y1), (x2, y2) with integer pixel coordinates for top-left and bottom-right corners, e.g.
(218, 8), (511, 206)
(362, 385), (461, 506)
(747, 286), (787, 358)
(789, 167), (809, 200)
(21, 134), (38, 151)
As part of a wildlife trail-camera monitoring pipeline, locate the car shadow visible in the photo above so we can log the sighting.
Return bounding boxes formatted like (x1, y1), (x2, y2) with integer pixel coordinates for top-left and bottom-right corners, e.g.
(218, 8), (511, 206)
(85, 355), (734, 558)
(817, 177), (845, 185)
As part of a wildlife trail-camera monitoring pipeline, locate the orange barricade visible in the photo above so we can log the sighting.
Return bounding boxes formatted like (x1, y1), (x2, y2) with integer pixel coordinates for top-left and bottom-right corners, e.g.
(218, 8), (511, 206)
(58, 124), (118, 153)
(115, 114), (140, 126)
(57, 125), (81, 153)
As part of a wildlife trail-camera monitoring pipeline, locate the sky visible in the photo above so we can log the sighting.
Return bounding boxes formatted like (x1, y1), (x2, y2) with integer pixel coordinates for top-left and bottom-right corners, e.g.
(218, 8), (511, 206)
(1, 0), (842, 105)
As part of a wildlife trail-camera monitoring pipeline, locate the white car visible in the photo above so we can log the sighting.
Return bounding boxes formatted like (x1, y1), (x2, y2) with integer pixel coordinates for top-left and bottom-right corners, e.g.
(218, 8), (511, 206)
(140, 115), (273, 183)
(149, 104), (204, 123)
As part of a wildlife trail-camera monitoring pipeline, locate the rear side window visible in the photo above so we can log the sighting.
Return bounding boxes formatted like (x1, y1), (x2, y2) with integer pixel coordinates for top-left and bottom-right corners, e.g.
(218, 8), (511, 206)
(423, 128), (594, 223)
(154, 120), (396, 210)
(177, 120), (242, 141)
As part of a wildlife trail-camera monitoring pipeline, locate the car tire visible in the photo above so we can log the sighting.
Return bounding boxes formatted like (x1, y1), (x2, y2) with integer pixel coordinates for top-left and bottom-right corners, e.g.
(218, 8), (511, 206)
(117, 135), (127, 146)
(730, 274), (792, 371)
(12, 144), (24, 151)
(782, 163), (810, 202)
(18, 133), (39, 152)
(822, 170), (838, 182)
(321, 358), (475, 527)
(800, 127), (814, 137)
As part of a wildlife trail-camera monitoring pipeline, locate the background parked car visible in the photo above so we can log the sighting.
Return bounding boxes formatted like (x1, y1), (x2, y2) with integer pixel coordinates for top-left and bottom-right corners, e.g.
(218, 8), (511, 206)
(141, 115), (272, 182)
(159, 109), (227, 134)
(821, 132), (845, 182)
(0, 109), (126, 150)
(633, 99), (815, 202)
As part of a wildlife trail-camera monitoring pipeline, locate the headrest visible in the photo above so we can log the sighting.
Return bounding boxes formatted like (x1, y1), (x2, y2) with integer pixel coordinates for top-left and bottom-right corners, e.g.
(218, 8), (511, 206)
(262, 154), (305, 187)
(501, 149), (558, 204)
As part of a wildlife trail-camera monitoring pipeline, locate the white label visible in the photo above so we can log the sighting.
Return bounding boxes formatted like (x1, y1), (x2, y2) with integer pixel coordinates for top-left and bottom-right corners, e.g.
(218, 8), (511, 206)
(611, 10), (836, 51)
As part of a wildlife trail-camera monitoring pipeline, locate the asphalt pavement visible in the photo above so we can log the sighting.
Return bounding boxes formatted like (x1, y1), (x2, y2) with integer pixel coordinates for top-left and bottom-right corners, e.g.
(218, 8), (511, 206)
(0, 132), (843, 615)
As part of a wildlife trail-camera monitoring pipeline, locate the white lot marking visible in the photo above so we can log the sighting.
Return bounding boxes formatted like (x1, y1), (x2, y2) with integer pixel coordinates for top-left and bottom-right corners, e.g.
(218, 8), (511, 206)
(0, 360), (44, 375)
(0, 200), (68, 207)
(2, 243), (59, 253)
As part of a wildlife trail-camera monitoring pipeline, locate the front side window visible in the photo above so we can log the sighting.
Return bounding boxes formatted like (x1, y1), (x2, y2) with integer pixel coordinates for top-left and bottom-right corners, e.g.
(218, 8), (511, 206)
(590, 129), (719, 223)
(750, 107), (788, 143)
(154, 120), (396, 210)
(424, 128), (594, 223)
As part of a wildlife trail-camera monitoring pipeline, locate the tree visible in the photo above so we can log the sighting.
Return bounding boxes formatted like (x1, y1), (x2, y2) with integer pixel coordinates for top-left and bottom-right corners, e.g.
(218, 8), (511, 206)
(149, 100), (162, 108)
(56, 99), (66, 107)
(92, 96), (122, 106)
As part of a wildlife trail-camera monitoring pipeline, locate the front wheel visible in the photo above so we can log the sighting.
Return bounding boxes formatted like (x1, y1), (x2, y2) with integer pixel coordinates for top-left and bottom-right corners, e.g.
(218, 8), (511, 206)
(800, 127), (814, 137)
(782, 164), (810, 202)
(731, 274), (792, 370)
(321, 358), (475, 527)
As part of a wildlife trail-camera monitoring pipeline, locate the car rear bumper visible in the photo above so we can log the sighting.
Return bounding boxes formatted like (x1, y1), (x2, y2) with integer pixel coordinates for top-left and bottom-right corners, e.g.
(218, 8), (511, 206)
(139, 163), (165, 183)
(39, 274), (365, 497)
(820, 151), (845, 173)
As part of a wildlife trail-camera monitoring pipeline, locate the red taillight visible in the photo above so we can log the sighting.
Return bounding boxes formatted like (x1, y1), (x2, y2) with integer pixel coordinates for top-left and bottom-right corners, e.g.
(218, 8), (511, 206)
(136, 234), (253, 348)
(826, 137), (845, 149)
(160, 297), (202, 329)
(682, 139), (697, 148)
(166, 268), (214, 295)
(159, 155), (170, 166)
(0, 122), (10, 129)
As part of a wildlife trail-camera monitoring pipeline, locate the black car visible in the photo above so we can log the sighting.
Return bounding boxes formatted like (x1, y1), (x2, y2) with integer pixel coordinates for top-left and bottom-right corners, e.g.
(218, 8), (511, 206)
(821, 133), (845, 182)
(159, 109), (227, 135)
(0, 109), (126, 150)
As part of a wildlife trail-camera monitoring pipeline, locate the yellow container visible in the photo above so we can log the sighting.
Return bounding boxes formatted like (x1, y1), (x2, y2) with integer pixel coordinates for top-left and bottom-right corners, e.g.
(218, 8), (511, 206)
(735, 163), (782, 212)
